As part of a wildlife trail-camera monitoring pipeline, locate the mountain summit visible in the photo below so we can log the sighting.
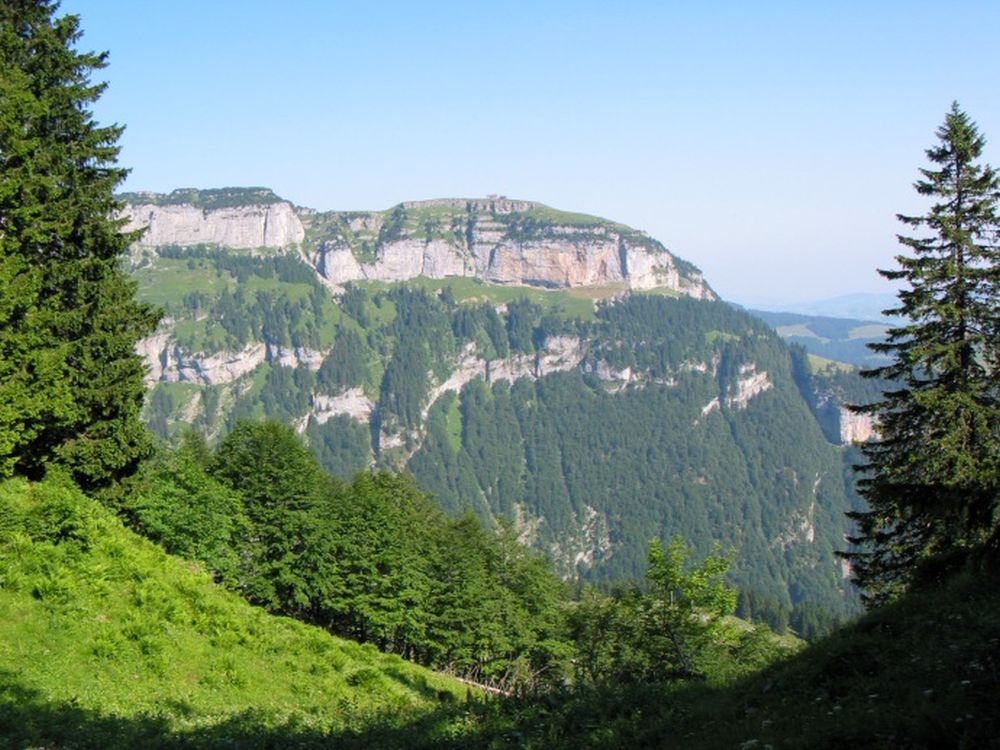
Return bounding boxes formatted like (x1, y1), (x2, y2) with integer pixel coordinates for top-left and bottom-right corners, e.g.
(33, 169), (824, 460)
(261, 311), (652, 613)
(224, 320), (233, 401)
(121, 189), (713, 298)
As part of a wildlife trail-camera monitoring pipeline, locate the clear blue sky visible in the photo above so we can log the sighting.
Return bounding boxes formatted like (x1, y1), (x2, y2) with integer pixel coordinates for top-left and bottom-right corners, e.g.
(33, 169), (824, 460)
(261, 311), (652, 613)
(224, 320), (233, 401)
(63, 0), (1000, 305)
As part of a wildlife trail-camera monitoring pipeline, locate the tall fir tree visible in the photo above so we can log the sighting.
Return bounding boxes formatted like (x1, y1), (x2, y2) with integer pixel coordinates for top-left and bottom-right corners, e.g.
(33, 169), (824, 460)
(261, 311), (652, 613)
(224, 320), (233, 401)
(846, 103), (1000, 604)
(0, 1), (159, 486)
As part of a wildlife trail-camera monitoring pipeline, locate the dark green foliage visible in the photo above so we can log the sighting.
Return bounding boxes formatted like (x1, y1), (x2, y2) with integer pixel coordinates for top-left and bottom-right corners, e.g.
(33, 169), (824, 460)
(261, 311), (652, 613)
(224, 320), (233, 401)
(0, 1), (160, 487)
(406, 395), (490, 518)
(314, 471), (568, 687)
(210, 421), (336, 615)
(568, 539), (769, 687)
(317, 328), (371, 392)
(410, 296), (857, 619)
(643, 537), (737, 678)
(451, 303), (509, 359)
(321, 472), (439, 656)
(458, 380), (524, 517)
(846, 104), (1000, 604)
(156, 248), (330, 351)
(379, 288), (456, 429)
(306, 415), (372, 478)
(376, 204), (407, 249)
(505, 298), (542, 353)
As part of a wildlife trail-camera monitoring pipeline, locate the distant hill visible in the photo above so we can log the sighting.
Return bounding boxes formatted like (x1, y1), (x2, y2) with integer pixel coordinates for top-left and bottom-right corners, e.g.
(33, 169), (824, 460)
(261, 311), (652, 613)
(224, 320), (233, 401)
(745, 308), (889, 368)
(748, 292), (900, 324)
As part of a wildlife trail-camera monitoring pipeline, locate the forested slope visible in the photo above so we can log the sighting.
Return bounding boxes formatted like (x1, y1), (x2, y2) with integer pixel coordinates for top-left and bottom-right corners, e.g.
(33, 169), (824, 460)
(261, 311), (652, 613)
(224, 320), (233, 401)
(131, 193), (861, 624)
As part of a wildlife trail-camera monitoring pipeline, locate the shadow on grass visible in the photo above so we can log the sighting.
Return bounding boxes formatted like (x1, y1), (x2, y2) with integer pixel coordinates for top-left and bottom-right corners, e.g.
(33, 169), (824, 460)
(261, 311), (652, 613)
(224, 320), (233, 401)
(0, 669), (485, 750)
(0, 670), (711, 750)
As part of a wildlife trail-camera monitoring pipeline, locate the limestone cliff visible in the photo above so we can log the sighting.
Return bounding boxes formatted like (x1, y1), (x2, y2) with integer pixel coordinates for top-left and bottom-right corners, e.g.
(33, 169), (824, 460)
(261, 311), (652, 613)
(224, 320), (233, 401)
(121, 190), (713, 298)
(122, 188), (305, 250)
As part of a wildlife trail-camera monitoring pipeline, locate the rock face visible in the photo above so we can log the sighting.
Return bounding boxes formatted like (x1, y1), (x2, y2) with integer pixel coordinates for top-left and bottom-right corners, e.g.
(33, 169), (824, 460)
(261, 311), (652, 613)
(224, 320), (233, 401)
(310, 388), (375, 425)
(137, 336), (323, 387)
(121, 190), (713, 298)
(839, 407), (876, 444)
(123, 200), (305, 250)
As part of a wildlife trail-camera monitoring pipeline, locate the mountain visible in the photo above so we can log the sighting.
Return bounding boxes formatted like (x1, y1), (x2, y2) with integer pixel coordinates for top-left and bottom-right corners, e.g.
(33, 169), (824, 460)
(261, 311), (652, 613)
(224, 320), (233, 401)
(749, 293), (900, 323)
(124, 188), (862, 624)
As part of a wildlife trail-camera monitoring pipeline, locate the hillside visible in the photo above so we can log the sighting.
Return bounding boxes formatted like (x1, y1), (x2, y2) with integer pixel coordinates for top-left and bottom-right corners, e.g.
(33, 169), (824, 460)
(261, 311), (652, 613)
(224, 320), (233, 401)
(0, 477), (466, 749)
(6, 477), (994, 749)
(746, 308), (889, 369)
(428, 555), (1000, 749)
(126, 188), (861, 625)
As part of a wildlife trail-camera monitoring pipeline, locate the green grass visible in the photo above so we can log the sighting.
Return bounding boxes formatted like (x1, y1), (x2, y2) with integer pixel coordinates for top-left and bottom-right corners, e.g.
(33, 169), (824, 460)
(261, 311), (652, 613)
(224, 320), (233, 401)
(776, 323), (828, 341)
(635, 285), (682, 298)
(353, 277), (606, 321)
(172, 318), (231, 353)
(0, 477), (467, 749)
(516, 204), (610, 226)
(134, 259), (232, 307)
(444, 394), (463, 453)
(807, 353), (855, 374)
(706, 329), (740, 344)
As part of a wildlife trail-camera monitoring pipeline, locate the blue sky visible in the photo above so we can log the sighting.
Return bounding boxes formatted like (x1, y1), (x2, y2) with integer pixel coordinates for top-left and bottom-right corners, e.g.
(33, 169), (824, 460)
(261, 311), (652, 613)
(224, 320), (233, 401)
(63, 1), (1000, 304)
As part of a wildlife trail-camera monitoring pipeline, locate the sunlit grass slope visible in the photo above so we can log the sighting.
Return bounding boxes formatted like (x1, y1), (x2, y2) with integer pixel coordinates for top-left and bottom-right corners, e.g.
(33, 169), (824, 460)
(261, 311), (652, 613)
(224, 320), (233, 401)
(0, 477), (465, 748)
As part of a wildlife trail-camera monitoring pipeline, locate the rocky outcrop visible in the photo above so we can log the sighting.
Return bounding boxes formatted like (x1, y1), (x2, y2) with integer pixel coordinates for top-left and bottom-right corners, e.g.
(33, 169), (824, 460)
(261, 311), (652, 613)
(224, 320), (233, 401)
(121, 190), (713, 298)
(122, 200), (304, 249)
(701, 362), (773, 416)
(315, 238), (472, 284)
(137, 335), (324, 386)
(311, 229), (710, 296)
(839, 407), (876, 444)
(726, 363), (773, 409)
(268, 345), (326, 370)
(309, 388), (375, 425)
(422, 336), (585, 421)
(548, 505), (613, 575)
(138, 340), (267, 387)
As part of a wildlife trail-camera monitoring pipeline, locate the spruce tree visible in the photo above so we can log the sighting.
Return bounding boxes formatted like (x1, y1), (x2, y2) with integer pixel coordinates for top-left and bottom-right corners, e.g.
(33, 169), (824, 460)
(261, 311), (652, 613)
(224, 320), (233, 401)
(0, 1), (159, 486)
(846, 103), (1000, 604)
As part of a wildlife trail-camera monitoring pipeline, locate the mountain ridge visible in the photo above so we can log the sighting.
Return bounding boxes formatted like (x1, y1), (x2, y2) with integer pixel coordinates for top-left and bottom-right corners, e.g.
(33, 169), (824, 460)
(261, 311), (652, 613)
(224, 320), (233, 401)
(121, 188), (714, 298)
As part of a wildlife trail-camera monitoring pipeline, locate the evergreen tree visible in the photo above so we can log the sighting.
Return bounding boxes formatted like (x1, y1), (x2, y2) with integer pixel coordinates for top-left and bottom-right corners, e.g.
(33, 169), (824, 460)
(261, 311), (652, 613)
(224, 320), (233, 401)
(0, 1), (160, 486)
(846, 103), (1000, 604)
